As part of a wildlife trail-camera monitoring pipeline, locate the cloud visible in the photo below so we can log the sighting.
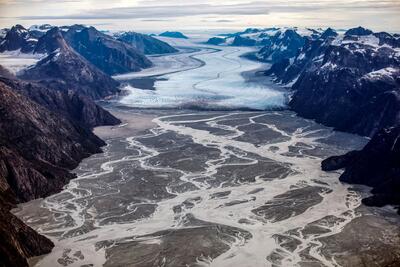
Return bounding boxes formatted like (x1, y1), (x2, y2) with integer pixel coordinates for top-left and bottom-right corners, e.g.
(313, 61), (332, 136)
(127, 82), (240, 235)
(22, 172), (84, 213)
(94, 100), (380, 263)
(14, 0), (400, 21)
(17, 2), (271, 20)
(216, 19), (236, 23)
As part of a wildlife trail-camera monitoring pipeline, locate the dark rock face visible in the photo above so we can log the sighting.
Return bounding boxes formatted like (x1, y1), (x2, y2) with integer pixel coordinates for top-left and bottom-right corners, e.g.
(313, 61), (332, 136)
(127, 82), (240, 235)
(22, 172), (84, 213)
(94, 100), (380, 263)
(0, 203), (54, 267)
(264, 58), (290, 78)
(63, 26), (152, 75)
(0, 25), (37, 53)
(159, 31), (188, 39)
(117, 32), (177, 55)
(0, 80), (110, 201)
(0, 74), (120, 266)
(0, 78), (120, 128)
(322, 126), (400, 212)
(20, 27), (120, 99)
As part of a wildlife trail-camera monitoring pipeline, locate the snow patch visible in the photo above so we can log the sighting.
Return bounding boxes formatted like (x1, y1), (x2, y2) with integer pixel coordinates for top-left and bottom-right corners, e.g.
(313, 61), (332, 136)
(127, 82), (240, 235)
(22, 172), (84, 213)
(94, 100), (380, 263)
(363, 67), (398, 81)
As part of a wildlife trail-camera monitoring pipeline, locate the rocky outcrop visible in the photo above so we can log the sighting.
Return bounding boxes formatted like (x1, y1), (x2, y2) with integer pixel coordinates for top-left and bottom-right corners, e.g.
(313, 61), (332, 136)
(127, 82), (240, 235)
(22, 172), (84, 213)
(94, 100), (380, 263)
(322, 126), (400, 213)
(117, 32), (177, 55)
(159, 31), (188, 39)
(63, 25), (152, 75)
(20, 27), (120, 99)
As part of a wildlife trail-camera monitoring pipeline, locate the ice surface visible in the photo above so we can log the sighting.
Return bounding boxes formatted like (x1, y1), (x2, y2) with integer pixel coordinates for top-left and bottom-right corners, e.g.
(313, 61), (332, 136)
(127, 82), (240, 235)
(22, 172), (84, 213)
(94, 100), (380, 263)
(119, 43), (286, 110)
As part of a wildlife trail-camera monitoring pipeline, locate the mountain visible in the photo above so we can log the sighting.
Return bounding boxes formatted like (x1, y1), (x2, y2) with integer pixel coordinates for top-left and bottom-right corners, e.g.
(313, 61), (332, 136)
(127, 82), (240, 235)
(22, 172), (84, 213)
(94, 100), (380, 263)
(116, 31), (178, 54)
(322, 126), (400, 213)
(159, 31), (188, 39)
(20, 27), (120, 99)
(0, 25), (37, 53)
(257, 29), (307, 63)
(206, 37), (226, 45)
(63, 25), (152, 75)
(266, 27), (400, 137)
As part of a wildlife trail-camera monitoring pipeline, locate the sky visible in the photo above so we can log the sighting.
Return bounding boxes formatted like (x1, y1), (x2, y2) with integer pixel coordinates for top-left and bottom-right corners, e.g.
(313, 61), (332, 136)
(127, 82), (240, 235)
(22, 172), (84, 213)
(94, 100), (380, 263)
(0, 0), (399, 33)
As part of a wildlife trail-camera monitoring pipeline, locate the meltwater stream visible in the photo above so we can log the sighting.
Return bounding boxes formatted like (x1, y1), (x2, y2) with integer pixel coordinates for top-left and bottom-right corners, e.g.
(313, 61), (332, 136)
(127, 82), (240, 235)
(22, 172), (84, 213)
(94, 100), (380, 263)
(14, 110), (369, 267)
(13, 41), (399, 267)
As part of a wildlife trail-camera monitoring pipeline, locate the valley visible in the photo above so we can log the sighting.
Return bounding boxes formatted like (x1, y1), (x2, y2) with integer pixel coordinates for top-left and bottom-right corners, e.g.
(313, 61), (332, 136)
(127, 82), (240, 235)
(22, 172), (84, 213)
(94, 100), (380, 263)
(11, 40), (400, 267)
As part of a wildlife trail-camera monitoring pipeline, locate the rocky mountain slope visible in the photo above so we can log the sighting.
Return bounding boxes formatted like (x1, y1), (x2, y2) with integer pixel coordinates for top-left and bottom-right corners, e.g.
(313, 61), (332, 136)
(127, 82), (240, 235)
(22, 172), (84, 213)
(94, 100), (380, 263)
(322, 126), (400, 213)
(19, 27), (120, 99)
(116, 31), (178, 55)
(63, 25), (152, 75)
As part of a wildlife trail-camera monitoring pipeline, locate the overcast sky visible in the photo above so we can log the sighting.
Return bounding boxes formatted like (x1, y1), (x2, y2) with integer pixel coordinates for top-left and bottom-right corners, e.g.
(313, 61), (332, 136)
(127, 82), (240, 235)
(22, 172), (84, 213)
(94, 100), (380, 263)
(1, 0), (399, 32)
